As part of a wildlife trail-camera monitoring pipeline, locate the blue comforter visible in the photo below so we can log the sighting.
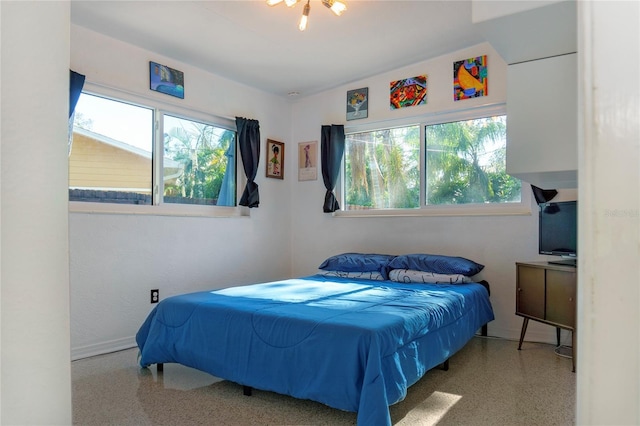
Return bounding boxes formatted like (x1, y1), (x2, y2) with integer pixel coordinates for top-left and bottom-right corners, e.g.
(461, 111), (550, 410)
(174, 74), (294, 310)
(136, 274), (494, 425)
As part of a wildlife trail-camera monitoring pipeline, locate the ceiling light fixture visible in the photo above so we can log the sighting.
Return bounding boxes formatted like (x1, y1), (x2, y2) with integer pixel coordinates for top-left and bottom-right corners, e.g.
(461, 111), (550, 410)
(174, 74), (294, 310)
(321, 0), (347, 16)
(299, 1), (310, 31)
(266, 0), (347, 31)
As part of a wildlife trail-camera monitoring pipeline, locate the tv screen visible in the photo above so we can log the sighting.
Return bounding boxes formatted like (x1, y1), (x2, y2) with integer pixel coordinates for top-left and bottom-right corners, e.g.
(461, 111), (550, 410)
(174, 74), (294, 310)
(539, 201), (577, 262)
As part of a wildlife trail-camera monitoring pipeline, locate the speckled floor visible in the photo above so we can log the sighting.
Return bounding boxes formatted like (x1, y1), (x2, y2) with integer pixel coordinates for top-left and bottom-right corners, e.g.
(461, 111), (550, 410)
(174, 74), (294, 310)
(72, 336), (575, 425)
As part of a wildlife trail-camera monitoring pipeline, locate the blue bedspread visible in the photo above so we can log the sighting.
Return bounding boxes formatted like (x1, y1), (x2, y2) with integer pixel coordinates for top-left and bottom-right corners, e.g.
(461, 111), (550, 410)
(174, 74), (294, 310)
(136, 274), (494, 425)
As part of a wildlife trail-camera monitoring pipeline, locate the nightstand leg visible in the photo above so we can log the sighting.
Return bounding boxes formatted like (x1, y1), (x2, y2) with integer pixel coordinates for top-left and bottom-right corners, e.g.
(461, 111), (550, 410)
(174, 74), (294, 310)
(518, 318), (529, 350)
(571, 330), (576, 373)
(556, 327), (561, 346)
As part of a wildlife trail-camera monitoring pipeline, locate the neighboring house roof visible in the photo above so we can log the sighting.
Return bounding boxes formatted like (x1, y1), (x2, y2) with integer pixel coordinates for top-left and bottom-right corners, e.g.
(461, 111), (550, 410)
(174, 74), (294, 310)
(73, 127), (183, 179)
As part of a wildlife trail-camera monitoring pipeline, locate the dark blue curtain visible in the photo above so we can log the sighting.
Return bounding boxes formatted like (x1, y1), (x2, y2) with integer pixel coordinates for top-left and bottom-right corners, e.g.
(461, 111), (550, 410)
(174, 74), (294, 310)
(69, 70), (85, 118)
(69, 70), (86, 156)
(236, 117), (261, 208)
(321, 124), (345, 213)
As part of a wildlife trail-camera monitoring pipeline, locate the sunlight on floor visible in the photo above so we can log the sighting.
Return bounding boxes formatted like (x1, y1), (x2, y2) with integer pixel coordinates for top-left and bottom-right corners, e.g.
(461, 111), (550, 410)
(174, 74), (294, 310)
(397, 391), (462, 425)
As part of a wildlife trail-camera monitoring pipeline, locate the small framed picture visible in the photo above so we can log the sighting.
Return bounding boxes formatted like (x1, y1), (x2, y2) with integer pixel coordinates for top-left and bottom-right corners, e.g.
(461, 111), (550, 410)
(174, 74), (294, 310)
(149, 61), (184, 99)
(298, 141), (318, 181)
(266, 139), (284, 179)
(346, 87), (368, 120)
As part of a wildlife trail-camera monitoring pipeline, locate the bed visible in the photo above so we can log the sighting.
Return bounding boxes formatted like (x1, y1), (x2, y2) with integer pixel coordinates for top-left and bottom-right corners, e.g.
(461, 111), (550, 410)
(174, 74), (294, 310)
(136, 253), (494, 425)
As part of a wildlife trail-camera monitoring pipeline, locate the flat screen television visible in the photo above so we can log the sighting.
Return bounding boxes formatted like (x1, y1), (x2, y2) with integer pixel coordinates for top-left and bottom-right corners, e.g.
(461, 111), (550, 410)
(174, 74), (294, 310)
(539, 200), (577, 267)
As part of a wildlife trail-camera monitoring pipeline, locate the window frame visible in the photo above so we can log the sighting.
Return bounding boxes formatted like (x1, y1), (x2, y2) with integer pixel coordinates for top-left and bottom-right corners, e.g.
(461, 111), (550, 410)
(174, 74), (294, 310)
(69, 83), (245, 218)
(337, 103), (531, 217)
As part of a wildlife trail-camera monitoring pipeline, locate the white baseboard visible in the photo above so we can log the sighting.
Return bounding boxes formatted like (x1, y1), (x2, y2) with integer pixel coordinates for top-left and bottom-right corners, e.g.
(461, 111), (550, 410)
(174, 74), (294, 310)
(487, 324), (571, 346)
(71, 336), (137, 361)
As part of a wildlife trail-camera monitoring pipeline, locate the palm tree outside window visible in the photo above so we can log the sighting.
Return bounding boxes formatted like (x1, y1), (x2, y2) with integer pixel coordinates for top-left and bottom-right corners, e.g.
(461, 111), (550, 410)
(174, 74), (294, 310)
(343, 113), (520, 211)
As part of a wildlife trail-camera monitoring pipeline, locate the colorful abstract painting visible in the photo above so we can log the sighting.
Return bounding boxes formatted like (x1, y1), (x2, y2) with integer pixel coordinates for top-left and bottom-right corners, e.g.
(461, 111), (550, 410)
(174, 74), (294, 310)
(390, 75), (427, 109)
(453, 56), (487, 101)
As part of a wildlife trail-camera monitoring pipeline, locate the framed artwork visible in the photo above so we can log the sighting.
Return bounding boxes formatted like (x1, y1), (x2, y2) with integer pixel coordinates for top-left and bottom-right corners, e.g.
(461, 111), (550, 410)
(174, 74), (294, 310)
(390, 75), (427, 109)
(454, 55), (488, 101)
(266, 139), (284, 179)
(149, 61), (185, 99)
(298, 141), (318, 181)
(346, 87), (368, 120)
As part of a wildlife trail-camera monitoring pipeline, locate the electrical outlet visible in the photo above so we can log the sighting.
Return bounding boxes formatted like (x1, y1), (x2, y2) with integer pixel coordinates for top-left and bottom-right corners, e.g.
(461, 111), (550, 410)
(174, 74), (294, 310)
(150, 289), (159, 304)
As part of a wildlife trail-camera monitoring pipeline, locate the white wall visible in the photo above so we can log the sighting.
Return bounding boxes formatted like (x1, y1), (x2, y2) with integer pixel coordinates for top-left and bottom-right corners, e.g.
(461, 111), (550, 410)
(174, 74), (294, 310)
(576, 1), (640, 424)
(1, 2), (72, 423)
(289, 42), (570, 344)
(69, 25), (293, 358)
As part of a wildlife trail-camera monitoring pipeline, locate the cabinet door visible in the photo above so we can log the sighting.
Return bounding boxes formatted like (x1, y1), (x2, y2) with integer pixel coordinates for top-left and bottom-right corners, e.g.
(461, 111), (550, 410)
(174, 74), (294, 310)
(546, 269), (577, 328)
(516, 265), (545, 319)
(506, 53), (577, 188)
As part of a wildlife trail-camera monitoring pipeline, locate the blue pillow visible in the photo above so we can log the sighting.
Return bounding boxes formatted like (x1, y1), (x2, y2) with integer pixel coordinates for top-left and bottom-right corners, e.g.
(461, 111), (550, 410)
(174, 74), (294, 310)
(387, 253), (484, 277)
(318, 253), (396, 280)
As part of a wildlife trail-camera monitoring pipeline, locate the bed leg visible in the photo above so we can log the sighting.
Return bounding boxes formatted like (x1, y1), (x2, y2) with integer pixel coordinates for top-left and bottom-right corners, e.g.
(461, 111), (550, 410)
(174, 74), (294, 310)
(157, 363), (163, 372)
(441, 359), (449, 371)
(481, 323), (488, 336)
(243, 385), (252, 396)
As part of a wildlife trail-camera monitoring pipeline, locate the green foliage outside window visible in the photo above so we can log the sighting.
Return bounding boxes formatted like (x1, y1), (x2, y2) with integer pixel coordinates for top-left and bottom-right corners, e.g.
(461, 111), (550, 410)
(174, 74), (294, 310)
(163, 115), (235, 205)
(345, 126), (420, 209)
(343, 114), (520, 210)
(426, 115), (520, 205)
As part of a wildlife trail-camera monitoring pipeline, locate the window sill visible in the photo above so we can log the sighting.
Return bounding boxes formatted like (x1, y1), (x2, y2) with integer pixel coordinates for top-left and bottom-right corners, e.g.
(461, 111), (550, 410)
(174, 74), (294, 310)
(333, 203), (532, 218)
(69, 201), (249, 218)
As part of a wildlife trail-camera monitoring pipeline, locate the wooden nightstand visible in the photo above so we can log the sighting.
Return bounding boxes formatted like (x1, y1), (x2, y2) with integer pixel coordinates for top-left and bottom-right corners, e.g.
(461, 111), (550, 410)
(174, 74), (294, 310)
(516, 261), (576, 372)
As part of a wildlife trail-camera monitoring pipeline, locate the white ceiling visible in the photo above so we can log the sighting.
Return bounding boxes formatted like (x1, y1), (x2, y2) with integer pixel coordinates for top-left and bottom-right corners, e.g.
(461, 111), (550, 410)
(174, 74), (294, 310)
(70, 0), (490, 98)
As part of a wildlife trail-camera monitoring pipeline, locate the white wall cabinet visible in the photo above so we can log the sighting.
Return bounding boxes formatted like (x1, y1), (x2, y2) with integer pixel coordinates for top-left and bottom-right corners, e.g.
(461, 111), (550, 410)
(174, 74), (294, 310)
(472, 0), (576, 65)
(506, 53), (577, 189)
(472, 0), (578, 189)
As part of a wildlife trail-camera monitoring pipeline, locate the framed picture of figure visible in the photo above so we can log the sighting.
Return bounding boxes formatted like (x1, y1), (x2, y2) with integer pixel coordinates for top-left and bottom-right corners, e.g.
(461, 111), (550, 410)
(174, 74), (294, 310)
(298, 141), (317, 181)
(266, 139), (284, 179)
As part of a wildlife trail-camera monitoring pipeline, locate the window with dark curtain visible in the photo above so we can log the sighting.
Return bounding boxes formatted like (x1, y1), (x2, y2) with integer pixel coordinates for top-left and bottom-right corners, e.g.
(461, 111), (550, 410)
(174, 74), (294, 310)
(236, 117), (261, 208)
(321, 124), (345, 212)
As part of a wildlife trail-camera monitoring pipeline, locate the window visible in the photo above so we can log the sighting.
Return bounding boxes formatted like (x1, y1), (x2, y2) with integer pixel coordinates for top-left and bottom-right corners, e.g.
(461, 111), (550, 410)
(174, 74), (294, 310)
(343, 107), (523, 215)
(344, 125), (421, 209)
(425, 115), (520, 205)
(69, 91), (236, 213)
(162, 115), (236, 206)
(69, 94), (154, 204)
